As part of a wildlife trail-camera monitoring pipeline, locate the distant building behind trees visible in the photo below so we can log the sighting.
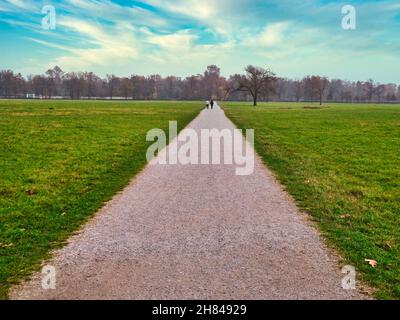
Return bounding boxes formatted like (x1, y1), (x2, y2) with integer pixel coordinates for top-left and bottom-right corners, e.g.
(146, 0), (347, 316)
(0, 66), (399, 104)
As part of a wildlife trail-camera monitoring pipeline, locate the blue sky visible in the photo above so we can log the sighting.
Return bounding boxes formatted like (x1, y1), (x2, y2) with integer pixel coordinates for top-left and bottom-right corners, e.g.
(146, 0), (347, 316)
(0, 0), (399, 82)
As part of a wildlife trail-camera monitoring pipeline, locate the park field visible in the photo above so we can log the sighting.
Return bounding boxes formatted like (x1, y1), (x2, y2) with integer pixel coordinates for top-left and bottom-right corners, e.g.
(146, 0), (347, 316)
(223, 102), (400, 299)
(0, 99), (202, 299)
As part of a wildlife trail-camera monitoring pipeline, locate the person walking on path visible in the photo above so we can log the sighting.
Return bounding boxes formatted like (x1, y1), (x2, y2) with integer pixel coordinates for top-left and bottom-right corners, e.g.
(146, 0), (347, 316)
(210, 99), (214, 110)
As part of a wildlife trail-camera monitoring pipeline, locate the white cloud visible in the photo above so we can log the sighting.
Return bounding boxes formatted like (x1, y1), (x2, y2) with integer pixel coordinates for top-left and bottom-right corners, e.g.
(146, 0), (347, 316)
(147, 30), (197, 51)
(259, 22), (290, 46)
(5, 0), (37, 10)
(2, 0), (400, 82)
(64, 0), (168, 28)
(40, 16), (141, 70)
(244, 22), (291, 47)
(141, 0), (239, 37)
(147, 0), (216, 19)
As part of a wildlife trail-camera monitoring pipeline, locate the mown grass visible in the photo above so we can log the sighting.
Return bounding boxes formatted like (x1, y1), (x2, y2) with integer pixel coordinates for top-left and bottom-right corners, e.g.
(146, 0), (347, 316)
(223, 102), (400, 300)
(0, 99), (202, 299)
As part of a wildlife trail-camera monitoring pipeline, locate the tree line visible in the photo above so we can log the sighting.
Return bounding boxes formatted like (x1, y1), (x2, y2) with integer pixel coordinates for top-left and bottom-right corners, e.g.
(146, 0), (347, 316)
(0, 65), (399, 105)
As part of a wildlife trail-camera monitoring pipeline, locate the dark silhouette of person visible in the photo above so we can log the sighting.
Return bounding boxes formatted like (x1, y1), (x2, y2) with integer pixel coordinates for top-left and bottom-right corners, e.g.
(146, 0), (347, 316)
(210, 99), (214, 109)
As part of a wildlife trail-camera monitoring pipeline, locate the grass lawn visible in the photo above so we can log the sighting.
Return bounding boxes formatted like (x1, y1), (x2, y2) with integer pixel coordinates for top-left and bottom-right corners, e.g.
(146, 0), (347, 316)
(223, 102), (400, 300)
(0, 99), (202, 299)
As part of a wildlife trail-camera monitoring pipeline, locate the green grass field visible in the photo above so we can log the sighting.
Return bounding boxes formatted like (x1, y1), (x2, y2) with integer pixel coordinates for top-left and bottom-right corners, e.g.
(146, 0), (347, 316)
(1, 100), (399, 300)
(0, 99), (202, 299)
(223, 102), (400, 299)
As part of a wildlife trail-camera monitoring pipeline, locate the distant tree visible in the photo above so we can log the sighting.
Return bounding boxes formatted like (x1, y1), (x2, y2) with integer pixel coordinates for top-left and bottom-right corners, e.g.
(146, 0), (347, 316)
(375, 84), (385, 103)
(0, 65), (397, 103)
(397, 85), (400, 102)
(231, 65), (276, 106)
(45, 70), (56, 98)
(163, 76), (181, 99)
(385, 84), (397, 103)
(147, 75), (161, 99)
(203, 65), (221, 99)
(311, 76), (329, 105)
(275, 78), (286, 101)
(0, 70), (15, 97)
(63, 72), (84, 99)
(183, 75), (201, 100)
(120, 77), (132, 100)
(220, 78), (231, 101)
(293, 80), (303, 102)
(45, 66), (63, 97)
(32, 75), (47, 97)
(106, 74), (119, 99)
(354, 81), (363, 102)
(131, 75), (146, 100)
(364, 79), (375, 103)
(83, 72), (99, 99)
(302, 76), (313, 102)
(14, 73), (26, 97)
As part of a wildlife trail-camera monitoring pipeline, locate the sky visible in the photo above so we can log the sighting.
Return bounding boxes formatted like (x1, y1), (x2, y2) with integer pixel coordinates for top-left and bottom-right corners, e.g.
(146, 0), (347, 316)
(0, 0), (399, 83)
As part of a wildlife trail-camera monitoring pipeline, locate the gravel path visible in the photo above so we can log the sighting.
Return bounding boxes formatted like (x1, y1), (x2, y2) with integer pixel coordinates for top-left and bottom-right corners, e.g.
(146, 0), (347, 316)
(11, 103), (366, 300)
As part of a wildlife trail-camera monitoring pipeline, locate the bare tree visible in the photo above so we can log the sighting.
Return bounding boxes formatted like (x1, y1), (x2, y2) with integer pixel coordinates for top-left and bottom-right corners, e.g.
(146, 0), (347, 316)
(232, 65), (276, 106)
(131, 75), (146, 100)
(397, 85), (400, 101)
(106, 74), (120, 99)
(312, 76), (329, 105)
(1, 65), (398, 103)
(294, 80), (303, 102)
(45, 66), (63, 98)
(364, 79), (375, 103)
(120, 77), (132, 100)
(63, 72), (84, 99)
(183, 75), (201, 100)
(0, 70), (15, 97)
(147, 75), (161, 100)
(376, 84), (385, 103)
(302, 76), (312, 102)
(202, 65), (221, 99)
(32, 75), (47, 98)
(83, 72), (98, 99)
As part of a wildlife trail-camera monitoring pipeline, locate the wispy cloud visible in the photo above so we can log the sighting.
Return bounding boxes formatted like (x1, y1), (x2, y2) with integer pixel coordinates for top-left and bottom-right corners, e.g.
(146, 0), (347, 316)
(47, 16), (141, 69)
(4, 0), (38, 10)
(0, 0), (399, 82)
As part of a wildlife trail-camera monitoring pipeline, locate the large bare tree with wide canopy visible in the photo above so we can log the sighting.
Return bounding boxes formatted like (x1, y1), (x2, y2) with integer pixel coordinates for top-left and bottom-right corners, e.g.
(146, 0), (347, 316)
(230, 65), (277, 106)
